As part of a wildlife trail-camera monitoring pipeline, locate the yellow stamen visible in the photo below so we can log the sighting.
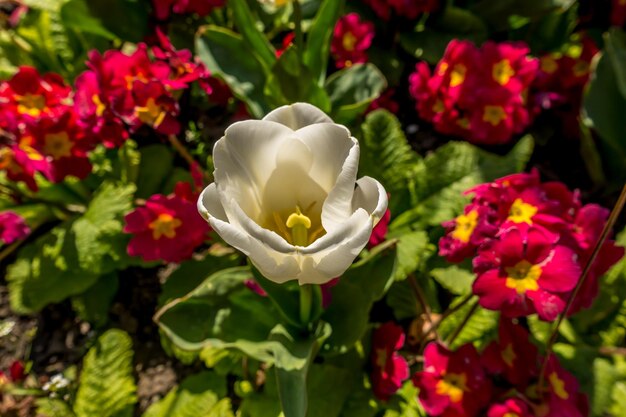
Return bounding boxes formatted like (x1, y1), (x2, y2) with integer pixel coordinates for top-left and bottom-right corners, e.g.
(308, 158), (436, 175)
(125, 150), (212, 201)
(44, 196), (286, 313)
(435, 373), (467, 403)
(92, 94), (106, 117)
(286, 206), (311, 247)
(483, 105), (507, 126)
(342, 32), (357, 52)
(135, 98), (167, 128)
(451, 210), (478, 243)
(450, 64), (467, 87)
(149, 213), (182, 239)
(505, 260), (542, 294)
(15, 93), (46, 117)
(375, 348), (387, 368)
(549, 372), (569, 400)
(501, 343), (516, 367)
(44, 132), (73, 159)
(508, 198), (537, 225)
(492, 59), (515, 85)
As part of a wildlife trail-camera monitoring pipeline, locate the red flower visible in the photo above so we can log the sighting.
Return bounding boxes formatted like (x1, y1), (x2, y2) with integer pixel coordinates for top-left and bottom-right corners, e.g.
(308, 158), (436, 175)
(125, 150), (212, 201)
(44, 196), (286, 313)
(612, 0), (626, 27)
(152, 0), (224, 20)
(0, 143), (48, 191)
(472, 228), (580, 321)
(368, 208), (390, 248)
(9, 361), (25, 382)
(481, 318), (538, 387)
(413, 342), (491, 417)
(124, 183), (210, 262)
(366, 89), (400, 115)
(124, 80), (181, 134)
(439, 204), (499, 262)
(275, 32), (295, 58)
(0, 211), (30, 244)
(370, 322), (409, 401)
(479, 41), (538, 94)
(152, 29), (210, 90)
(363, 0), (437, 20)
(331, 13), (375, 68)
(487, 398), (532, 417)
(0, 66), (71, 124)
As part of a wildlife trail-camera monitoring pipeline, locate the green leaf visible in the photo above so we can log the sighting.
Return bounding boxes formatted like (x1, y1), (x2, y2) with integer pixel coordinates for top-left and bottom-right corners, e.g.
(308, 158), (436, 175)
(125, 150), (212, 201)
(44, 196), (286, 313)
(74, 329), (137, 417)
(71, 272), (118, 327)
(142, 372), (231, 417)
(135, 144), (175, 199)
(36, 398), (76, 417)
(611, 382), (626, 417)
(592, 358), (619, 416)
(60, 0), (117, 39)
(118, 139), (141, 185)
(359, 110), (421, 214)
(84, 0), (149, 42)
(321, 244), (397, 354)
(229, 0), (276, 70)
(469, 0), (575, 32)
(325, 64), (387, 124)
(383, 380), (426, 417)
(390, 231), (434, 281)
(438, 298), (498, 349)
(430, 265), (475, 295)
(303, 0), (345, 83)
(196, 25), (271, 118)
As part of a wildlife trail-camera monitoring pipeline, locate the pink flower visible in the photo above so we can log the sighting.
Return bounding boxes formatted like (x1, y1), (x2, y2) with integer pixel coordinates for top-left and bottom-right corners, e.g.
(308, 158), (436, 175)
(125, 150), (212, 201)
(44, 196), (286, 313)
(331, 13), (375, 68)
(413, 342), (492, 417)
(487, 398), (532, 417)
(0, 211), (30, 244)
(152, 0), (224, 20)
(370, 322), (409, 401)
(472, 228), (580, 321)
(439, 204), (499, 262)
(124, 183), (210, 263)
(368, 208), (390, 248)
(366, 89), (400, 115)
(363, 0), (437, 20)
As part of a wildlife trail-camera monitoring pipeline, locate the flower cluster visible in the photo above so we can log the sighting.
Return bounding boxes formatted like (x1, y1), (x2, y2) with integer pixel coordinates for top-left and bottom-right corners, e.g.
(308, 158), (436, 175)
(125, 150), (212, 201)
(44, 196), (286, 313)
(414, 319), (588, 417)
(439, 170), (624, 320)
(331, 13), (375, 68)
(362, 0), (438, 20)
(124, 182), (210, 263)
(152, 0), (225, 20)
(409, 40), (538, 145)
(0, 211), (30, 244)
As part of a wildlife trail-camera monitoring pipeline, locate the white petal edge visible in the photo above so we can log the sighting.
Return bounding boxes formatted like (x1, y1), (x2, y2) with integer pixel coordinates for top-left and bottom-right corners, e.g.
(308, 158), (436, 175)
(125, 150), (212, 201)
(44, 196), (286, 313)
(352, 176), (388, 225)
(262, 102), (333, 129)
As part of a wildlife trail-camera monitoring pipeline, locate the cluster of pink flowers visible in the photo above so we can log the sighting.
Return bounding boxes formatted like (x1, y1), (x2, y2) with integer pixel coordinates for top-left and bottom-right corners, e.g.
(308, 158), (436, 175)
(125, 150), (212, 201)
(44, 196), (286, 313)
(124, 181), (210, 263)
(362, 0), (438, 20)
(409, 40), (539, 145)
(414, 319), (589, 417)
(151, 0), (225, 20)
(0, 211), (30, 244)
(0, 32), (224, 191)
(331, 13), (375, 68)
(439, 170), (624, 320)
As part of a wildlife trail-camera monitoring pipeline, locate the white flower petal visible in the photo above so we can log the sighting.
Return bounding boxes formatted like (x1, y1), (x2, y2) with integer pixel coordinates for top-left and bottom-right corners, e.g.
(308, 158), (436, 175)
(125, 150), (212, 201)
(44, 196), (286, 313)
(197, 183), (225, 221)
(352, 176), (388, 224)
(263, 102), (333, 129)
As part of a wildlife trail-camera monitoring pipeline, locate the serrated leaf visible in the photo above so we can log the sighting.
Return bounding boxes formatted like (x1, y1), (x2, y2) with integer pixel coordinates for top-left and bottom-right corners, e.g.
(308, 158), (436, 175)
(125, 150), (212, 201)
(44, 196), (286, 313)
(142, 371), (230, 417)
(36, 398), (76, 417)
(593, 358), (618, 416)
(430, 266), (475, 295)
(391, 231), (434, 281)
(74, 329), (137, 417)
(611, 382), (626, 416)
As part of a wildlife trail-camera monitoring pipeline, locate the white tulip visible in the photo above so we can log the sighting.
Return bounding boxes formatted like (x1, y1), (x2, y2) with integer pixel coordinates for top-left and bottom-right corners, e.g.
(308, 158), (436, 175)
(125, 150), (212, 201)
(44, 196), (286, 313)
(197, 103), (388, 285)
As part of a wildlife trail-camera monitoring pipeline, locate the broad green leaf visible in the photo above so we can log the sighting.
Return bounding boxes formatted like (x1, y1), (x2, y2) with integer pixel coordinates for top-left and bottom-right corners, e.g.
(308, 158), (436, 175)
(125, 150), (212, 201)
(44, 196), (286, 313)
(430, 265), (475, 295)
(60, 0), (117, 39)
(135, 144), (175, 199)
(390, 231), (434, 281)
(303, 0), (345, 83)
(196, 26), (271, 118)
(611, 383), (626, 417)
(438, 298), (498, 349)
(607, 28), (626, 98)
(71, 272), (118, 327)
(383, 381), (426, 417)
(142, 372), (230, 417)
(74, 329), (137, 417)
(84, 0), (149, 42)
(321, 244), (397, 354)
(325, 63), (387, 124)
(229, 0), (276, 70)
(36, 398), (76, 417)
(359, 110), (421, 214)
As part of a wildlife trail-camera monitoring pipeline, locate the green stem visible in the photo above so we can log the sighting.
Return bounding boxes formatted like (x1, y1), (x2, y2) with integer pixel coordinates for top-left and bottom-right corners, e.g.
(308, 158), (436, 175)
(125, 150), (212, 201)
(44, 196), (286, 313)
(299, 284), (313, 325)
(292, 0), (304, 62)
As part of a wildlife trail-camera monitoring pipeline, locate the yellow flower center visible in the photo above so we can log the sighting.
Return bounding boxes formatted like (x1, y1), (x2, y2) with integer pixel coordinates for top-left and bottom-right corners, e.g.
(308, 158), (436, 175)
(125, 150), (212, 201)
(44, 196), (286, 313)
(451, 210), (478, 243)
(18, 137), (44, 161)
(375, 348), (387, 368)
(450, 64), (467, 87)
(286, 206), (312, 247)
(149, 213), (182, 239)
(92, 94), (106, 117)
(457, 117), (470, 129)
(15, 93), (46, 117)
(507, 198), (537, 224)
(437, 61), (449, 76)
(572, 60), (589, 77)
(493, 59), (515, 85)
(342, 32), (357, 52)
(432, 99), (445, 114)
(483, 105), (507, 126)
(504, 413), (520, 417)
(44, 132), (73, 159)
(135, 98), (167, 127)
(505, 260), (542, 294)
(549, 372), (569, 400)
(541, 56), (559, 74)
(435, 372), (468, 403)
(502, 343), (516, 367)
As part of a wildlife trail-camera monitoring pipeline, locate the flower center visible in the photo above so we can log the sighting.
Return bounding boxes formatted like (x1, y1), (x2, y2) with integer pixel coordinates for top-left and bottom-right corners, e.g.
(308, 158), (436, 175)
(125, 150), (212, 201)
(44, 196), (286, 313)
(451, 210), (478, 243)
(507, 198), (537, 224)
(342, 32), (357, 52)
(492, 59), (515, 85)
(92, 94), (106, 117)
(44, 132), (73, 159)
(286, 206), (312, 247)
(18, 137), (44, 161)
(450, 64), (467, 87)
(505, 260), (542, 294)
(435, 372), (467, 403)
(15, 93), (46, 116)
(549, 372), (569, 400)
(501, 343), (516, 367)
(541, 56), (559, 74)
(135, 98), (167, 127)
(504, 413), (520, 417)
(483, 105), (507, 126)
(375, 348), (388, 369)
(149, 213), (182, 239)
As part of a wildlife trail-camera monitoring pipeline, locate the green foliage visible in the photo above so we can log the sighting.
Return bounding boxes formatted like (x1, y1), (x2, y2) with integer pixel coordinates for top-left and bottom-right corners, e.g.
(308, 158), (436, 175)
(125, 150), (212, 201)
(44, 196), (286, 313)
(7, 182), (135, 313)
(71, 273), (118, 327)
(135, 144), (175, 199)
(142, 372), (231, 417)
(430, 265), (475, 295)
(36, 398), (77, 417)
(74, 329), (137, 417)
(303, 0), (345, 83)
(228, 0), (276, 70)
(437, 298), (498, 349)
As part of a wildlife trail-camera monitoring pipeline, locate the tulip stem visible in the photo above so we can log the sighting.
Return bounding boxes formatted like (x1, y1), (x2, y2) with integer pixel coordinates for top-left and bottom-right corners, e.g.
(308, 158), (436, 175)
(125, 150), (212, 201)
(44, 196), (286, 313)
(300, 284), (313, 325)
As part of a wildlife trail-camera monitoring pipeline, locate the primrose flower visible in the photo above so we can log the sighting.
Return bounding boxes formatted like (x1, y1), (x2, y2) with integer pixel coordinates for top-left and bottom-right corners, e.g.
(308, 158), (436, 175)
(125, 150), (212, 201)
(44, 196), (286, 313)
(331, 13), (375, 68)
(487, 398), (532, 417)
(197, 103), (388, 285)
(370, 322), (409, 401)
(0, 211), (30, 244)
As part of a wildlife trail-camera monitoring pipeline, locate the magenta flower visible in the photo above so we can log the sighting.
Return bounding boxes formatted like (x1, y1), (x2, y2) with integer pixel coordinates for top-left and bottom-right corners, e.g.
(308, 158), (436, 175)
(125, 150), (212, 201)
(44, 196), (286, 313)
(439, 204), (498, 262)
(331, 13), (375, 68)
(370, 322), (409, 401)
(0, 211), (30, 244)
(368, 208), (390, 248)
(472, 228), (580, 321)
(487, 398), (532, 417)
